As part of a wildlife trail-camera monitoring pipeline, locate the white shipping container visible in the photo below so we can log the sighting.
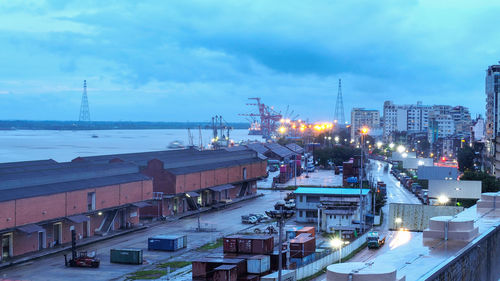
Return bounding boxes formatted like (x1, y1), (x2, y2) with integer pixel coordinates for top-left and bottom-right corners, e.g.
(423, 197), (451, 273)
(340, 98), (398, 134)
(247, 255), (270, 274)
(261, 269), (296, 281)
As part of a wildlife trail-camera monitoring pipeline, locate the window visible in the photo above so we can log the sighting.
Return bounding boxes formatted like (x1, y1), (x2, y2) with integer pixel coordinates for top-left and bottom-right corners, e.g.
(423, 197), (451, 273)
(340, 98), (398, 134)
(299, 195), (303, 202)
(334, 215), (336, 219)
(299, 211), (303, 217)
(306, 196), (320, 203)
(306, 211), (316, 218)
(242, 168), (247, 179)
(87, 192), (96, 211)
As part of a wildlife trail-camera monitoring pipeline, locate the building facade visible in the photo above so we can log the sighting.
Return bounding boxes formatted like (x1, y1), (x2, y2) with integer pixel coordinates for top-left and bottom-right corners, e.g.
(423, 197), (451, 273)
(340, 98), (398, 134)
(350, 108), (380, 143)
(0, 160), (153, 261)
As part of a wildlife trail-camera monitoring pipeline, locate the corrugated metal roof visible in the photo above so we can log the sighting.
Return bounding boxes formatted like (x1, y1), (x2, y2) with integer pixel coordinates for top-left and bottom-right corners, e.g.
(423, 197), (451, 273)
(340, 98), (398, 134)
(0, 159), (57, 169)
(246, 143), (270, 154)
(67, 214), (90, 223)
(264, 143), (295, 158)
(294, 187), (370, 196)
(286, 143), (304, 154)
(0, 162), (139, 190)
(0, 173), (150, 203)
(17, 224), (44, 233)
(209, 184), (234, 192)
(166, 158), (261, 175)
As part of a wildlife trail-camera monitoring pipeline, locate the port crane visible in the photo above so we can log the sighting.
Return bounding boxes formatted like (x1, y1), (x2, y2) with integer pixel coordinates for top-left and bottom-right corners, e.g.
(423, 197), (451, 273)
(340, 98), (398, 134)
(239, 98), (282, 140)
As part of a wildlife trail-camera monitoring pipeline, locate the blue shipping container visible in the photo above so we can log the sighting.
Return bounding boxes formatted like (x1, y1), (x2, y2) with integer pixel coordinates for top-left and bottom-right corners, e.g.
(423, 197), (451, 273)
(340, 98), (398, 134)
(290, 253), (315, 267)
(148, 235), (187, 251)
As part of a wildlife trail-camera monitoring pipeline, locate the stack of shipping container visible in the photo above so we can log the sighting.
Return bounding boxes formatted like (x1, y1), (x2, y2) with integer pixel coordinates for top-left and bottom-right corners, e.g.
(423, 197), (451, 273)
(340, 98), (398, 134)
(276, 156), (302, 184)
(288, 227), (316, 268)
(193, 235), (279, 280)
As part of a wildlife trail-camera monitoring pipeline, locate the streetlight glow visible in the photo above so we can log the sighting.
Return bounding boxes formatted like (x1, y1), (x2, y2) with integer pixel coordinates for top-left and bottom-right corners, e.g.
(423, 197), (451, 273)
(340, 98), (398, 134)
(361, 127), (369, 135)
(438, 195), (449, 204)
(397, 145), (406, 153)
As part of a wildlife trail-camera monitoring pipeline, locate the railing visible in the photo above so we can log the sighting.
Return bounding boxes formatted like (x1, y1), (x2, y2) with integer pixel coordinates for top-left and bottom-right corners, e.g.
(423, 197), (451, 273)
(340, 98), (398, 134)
(295, 230), (370, 280)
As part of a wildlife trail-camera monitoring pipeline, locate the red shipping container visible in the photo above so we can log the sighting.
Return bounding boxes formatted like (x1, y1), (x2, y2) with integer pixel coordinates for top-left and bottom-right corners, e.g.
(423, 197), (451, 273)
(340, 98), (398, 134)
(289, 235), (316, 258)
(214, 265), (238, 281)
(296, 227), (315, 238)
(296, 155), (302, 160)
(237, 237), (253, 254)
(224, 235), (240, 253)
(269, 251), (288, 271)
(279, 165), (287, 173)
(192, 258), (246, 279)
(251, 236), (274, 254)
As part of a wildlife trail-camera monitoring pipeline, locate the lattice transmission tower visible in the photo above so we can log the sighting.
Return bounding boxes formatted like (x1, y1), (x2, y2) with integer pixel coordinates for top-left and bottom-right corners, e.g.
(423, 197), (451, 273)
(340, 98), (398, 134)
(79, 80), (91, 122)
(334, 78), (345, 124)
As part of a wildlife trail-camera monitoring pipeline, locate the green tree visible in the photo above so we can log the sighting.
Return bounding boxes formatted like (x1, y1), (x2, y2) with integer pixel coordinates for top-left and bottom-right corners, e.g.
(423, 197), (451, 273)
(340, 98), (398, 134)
(457, 146), (475, 172)
(460, 171), (500, 193)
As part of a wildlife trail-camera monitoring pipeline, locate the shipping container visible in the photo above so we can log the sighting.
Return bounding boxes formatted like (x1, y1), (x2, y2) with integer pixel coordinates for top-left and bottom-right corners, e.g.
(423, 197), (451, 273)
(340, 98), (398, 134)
(237, 237), (253, 254)
(260, 270), (297, 281)
(289, 235), (315, 258)
(238, 275), (260, 281)
(192, 258), (246, 280)
(296, 227), (315, 237)
(223, 235), (240, 253)
(269, 251), (287, 271)
(285, 227), (303, 240)
(109, 248), (143, 265)
(247, 255), (270, 274)
(290, 253), (315, 267)
(214, 264), (238, 281)
(251, 236), (274, 254)
(148, 235), (187, 251)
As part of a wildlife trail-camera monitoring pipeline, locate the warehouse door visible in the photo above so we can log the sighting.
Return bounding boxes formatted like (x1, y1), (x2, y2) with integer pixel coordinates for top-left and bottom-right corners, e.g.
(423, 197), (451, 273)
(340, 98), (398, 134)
(82, 220), (89, 238)
(53, 223), (62, 245)
(1, 233), (12, 260)
(38, 231), (46, 250)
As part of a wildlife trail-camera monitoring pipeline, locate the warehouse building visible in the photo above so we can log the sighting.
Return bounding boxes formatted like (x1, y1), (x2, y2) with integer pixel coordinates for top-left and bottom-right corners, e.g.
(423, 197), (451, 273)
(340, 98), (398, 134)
(72, 148), (267, 218)
(0, 160), (153, 261)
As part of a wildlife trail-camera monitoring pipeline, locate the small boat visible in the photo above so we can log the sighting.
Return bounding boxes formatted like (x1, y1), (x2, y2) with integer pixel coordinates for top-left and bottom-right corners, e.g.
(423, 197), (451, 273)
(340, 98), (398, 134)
(91, 135), (98, 138)
(167, 140), (185, 149)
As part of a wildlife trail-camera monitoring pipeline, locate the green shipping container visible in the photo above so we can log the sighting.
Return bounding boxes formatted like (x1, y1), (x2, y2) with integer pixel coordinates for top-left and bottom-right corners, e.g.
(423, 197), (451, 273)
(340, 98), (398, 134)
(110, 248), (143, 265)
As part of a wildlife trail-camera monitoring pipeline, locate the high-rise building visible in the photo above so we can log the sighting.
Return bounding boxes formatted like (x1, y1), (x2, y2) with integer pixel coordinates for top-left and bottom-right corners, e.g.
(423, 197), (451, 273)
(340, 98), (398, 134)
(486, 63), (500, 144)
(351, 108), (380, 143)
(383, 101), (471, 141)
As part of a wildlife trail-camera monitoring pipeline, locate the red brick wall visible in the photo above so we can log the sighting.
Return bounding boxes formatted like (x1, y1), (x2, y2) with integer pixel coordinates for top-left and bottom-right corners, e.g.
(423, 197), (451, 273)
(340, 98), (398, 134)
(119, 182), (143, 204)
(214, 168), (228, 186)
(15, 194), (66, 226)
(227, 166), (241, 183)
(12, 231), (38, 256)
(201, 170), (215, 188)
(184, 172), (201, 192)
(66, 188), (93, 216)
(0, 201), (16, 230)
(96, 185), (120, 210)
(142, 180), (153, 200)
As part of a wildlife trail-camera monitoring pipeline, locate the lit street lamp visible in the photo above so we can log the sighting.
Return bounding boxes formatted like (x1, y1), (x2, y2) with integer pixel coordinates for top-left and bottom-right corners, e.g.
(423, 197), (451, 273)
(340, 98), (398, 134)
(395, 217), (402, 230)
(266, 201), (295, 281)
(438, 195), (449, 205)
(330, 236), (349, 263)
(397, 145), (406, 154)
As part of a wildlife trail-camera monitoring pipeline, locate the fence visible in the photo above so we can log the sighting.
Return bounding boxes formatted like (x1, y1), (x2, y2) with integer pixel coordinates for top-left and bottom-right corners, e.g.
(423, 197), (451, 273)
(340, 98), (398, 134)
(388, 203), (463, 231)
(295, 230), (370, 280)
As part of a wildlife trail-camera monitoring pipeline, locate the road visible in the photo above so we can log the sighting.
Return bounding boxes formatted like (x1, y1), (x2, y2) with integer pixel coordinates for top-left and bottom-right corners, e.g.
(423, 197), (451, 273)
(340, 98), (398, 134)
(312, 160), (422, 281)
(0, 190), (290, 281)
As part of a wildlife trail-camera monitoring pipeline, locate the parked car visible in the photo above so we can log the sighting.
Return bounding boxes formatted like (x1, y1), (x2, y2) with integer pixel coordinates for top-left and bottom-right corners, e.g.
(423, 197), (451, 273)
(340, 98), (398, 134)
(284, 199), (296, 210)
(241, 215), (258, 224)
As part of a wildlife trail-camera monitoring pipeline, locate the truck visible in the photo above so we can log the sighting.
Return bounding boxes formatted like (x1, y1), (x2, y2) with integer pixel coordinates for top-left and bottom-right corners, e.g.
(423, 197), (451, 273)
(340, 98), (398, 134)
(366, 231), (386, 249)
(376, 181), (387, 197)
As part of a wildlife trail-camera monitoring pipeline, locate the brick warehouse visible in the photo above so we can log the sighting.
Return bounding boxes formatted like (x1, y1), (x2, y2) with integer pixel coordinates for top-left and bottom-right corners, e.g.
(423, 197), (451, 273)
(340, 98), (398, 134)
(0, 160), (153, 261)
(72, 148), (268, 218)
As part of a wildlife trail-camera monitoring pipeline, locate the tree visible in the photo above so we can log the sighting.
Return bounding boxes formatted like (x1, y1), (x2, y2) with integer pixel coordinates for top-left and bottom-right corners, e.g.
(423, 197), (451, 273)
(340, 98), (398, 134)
(461, 171), (500, 193)
(457, 146), (475, 172)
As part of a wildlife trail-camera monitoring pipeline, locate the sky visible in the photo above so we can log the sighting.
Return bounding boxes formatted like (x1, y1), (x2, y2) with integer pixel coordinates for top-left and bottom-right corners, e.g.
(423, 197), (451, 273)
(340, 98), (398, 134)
(0, 0), (499, 123)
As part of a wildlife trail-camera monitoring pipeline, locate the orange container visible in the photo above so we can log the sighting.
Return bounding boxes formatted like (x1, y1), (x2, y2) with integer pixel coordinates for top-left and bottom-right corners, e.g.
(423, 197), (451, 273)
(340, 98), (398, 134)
(296, 226), (315, 237)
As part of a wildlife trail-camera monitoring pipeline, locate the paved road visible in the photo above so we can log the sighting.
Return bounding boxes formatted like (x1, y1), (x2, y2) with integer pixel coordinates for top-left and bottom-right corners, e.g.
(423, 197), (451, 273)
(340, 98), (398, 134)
(0, 190), (290, 281)
(312, 159), (422, 281)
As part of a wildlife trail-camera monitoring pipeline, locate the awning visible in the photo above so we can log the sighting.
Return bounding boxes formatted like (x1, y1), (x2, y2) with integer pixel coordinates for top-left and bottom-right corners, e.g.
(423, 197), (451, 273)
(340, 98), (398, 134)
(67, 214), (90, 223)
(17, 224), (44, 234)
(132, 201), (152, 208)
(186, 191), (200, 197)
(163, 194), (175, 199)
(324, 209), (355, 215)
(208, 184), (234, 192)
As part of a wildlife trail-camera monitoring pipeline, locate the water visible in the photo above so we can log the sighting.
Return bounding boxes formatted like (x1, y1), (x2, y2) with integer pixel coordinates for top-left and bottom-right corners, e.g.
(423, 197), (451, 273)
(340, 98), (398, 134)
(0, 129), (262, 163)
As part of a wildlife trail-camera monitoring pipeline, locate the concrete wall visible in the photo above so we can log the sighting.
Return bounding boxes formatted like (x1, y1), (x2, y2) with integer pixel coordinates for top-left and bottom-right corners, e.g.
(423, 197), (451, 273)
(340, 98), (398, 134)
(388, 203), (463, 231)
(419, 224), (500, 281)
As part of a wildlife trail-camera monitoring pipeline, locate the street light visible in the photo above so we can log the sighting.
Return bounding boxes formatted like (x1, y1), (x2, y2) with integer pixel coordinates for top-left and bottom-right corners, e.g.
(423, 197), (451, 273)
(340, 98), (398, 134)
(438, 195), (449, 205)
(397, 145), (406, 153)
(266, 201), (295, 281)
(359, 127), (369, 233)
(395, 217), (402, 230)
(330, 237), (349, 263)
(389, 143), (395, 149)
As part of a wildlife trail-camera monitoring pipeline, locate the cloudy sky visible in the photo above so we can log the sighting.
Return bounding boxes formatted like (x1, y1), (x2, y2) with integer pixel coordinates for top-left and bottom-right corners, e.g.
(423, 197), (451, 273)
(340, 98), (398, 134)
(0, 0), (499, 122)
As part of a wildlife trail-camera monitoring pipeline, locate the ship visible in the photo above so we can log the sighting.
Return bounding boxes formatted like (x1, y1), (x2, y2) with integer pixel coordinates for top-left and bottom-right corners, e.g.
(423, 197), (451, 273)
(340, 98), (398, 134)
(167, 140), (185, 149)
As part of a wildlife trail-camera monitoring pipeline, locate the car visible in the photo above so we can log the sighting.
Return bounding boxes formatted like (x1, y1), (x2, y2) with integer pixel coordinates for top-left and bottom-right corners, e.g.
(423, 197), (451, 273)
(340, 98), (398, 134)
(306, 165), (315, 172)
(284, 199), (295, 210)
(241, 215), (258, 224)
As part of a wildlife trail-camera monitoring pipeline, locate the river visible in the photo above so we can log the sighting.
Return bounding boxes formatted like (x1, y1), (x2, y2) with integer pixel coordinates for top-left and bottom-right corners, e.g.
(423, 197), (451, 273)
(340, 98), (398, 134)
(0, 129), (262, 163)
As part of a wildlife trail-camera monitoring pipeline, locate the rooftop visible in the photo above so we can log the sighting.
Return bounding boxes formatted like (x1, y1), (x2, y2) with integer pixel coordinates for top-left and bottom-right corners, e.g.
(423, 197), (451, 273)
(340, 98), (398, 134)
(294, 187), (370, 196)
